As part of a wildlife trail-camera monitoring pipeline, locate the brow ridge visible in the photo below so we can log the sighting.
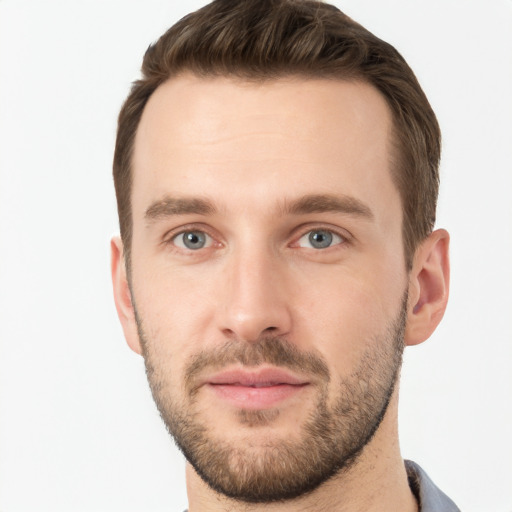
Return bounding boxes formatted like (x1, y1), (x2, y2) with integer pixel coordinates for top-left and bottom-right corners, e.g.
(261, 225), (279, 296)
(283, 193), (374, 219)
(145, 196), (217, 221)
(144, 193), (373, 223)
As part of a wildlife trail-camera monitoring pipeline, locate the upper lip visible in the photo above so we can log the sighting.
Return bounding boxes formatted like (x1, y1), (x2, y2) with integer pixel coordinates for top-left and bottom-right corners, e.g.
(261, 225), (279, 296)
(204, 367), (309, 387)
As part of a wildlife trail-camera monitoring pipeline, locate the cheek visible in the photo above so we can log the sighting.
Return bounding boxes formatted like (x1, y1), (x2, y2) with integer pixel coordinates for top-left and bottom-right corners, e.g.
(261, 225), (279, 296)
(130, 262), (219, 373)
(291, 259), (406, 373)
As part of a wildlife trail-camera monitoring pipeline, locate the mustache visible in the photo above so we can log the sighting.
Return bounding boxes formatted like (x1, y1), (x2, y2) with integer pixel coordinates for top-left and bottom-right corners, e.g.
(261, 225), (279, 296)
(185, 336), (330, 391)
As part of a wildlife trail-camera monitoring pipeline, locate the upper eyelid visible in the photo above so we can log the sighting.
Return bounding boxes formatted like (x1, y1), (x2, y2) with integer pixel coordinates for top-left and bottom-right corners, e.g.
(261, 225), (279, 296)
(298, 229), (344, 240)
(160, 223), (353, 247)
(164, 227), (220, 254)
(293, 230), (347, 250)
(162, 223), (219, 242)
(291, 223), (352, 242)
(172, 230), (214, 251)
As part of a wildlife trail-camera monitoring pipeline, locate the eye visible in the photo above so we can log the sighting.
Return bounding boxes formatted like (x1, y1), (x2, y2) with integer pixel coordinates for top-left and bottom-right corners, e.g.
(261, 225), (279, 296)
(297, 229), (344, 249)
(172, 230), (212, 250)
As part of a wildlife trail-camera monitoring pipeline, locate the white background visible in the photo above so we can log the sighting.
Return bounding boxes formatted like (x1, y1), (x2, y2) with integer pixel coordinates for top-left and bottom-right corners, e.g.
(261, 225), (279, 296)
(1, 1), (511, 511)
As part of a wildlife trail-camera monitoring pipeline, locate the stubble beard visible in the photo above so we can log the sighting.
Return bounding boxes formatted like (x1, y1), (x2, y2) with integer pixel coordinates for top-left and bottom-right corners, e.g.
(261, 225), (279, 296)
(135, 294), (407, 503)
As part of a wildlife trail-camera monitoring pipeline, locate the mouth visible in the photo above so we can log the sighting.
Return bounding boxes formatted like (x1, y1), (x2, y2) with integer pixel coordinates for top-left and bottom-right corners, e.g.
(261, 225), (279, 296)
(202, 367), (310, 410)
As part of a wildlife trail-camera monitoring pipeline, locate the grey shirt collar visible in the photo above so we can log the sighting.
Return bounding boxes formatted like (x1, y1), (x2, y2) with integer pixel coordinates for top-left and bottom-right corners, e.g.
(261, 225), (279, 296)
(405, 460), (460, 512)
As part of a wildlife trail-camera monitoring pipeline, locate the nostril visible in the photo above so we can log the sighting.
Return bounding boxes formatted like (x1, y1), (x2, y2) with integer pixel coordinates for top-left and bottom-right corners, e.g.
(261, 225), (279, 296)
(221, 328), (237, 339)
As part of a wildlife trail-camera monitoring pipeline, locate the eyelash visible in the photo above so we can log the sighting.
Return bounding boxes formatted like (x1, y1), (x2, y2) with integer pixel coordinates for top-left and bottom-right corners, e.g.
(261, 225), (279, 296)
(292, 224), (351, 249)
(163, 224), (219, 250)
(162, 225), (351, 252)
(295, 229), (345, 249)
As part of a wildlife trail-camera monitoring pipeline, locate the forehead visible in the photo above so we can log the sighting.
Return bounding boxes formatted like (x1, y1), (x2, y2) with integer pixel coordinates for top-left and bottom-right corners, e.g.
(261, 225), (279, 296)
(131, 74), (398, 218)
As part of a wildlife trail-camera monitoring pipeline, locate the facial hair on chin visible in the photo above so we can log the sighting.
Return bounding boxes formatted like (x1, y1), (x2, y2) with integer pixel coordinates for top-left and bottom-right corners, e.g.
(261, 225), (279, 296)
(135, 292), (407, 503)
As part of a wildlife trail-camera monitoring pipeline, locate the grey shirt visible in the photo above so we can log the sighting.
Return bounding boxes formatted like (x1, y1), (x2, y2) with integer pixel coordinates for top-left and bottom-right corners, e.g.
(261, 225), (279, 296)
(406, 460), (460, 511)
(183, 460), (460, 511)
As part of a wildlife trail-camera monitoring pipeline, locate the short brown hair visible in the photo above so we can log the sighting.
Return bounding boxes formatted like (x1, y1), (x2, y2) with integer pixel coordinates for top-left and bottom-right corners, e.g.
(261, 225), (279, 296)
(113, 0), (441, 269)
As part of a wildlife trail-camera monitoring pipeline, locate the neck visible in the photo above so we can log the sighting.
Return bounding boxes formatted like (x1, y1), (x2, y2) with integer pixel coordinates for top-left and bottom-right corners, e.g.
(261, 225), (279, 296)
(186, 391), (418, 512)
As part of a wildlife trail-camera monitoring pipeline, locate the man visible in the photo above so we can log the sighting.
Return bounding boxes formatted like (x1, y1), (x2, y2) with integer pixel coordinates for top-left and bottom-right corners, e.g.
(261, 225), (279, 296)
(111, 0), (458, 510)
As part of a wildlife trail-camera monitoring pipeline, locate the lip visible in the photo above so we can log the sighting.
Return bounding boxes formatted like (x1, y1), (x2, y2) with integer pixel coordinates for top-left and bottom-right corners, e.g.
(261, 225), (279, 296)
(203, 367), (310, 410)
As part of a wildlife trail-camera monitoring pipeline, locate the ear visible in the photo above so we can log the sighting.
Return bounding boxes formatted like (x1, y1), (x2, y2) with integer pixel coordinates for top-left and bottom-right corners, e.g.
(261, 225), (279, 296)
(405, 229), (450, 346)
(111, 236), (143, 355)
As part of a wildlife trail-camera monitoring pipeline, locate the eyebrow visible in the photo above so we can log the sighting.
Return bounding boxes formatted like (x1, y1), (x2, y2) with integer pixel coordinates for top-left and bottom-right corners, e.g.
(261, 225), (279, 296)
(145, 196), (217, 221)
(282, 194), (374, 219)
(144, 193), (373, 223)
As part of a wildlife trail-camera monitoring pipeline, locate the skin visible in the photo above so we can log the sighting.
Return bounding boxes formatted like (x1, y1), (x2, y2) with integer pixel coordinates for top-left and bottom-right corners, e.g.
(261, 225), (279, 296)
(112, 75), (450, 511)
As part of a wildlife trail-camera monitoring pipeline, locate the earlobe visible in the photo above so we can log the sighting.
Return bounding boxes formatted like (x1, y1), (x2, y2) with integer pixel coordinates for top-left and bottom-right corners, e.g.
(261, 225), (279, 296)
(405, 229), (450, 346)
(111, 236), (143, 355)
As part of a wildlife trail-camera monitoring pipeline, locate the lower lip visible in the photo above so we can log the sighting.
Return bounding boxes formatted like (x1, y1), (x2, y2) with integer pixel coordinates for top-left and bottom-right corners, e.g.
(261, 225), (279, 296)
(208, 383), (308, 409)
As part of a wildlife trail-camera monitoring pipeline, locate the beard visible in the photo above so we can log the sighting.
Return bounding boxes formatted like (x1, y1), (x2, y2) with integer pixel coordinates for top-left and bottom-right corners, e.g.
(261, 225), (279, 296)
(135, 293), (407, 504)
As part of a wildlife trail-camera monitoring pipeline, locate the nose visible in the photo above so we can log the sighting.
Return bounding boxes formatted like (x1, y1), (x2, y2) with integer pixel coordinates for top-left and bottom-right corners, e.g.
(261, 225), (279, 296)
(216, 247), (292, 342)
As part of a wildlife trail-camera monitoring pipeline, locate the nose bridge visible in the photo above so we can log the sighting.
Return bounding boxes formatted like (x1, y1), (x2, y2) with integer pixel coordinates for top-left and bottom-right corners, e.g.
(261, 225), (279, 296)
(217, 239), (291, 342)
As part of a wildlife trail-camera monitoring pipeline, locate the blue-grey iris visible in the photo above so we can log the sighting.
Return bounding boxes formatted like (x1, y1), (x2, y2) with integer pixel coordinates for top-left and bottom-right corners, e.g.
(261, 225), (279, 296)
(309, 230), (333, 249)
(182, 231), (206, 250)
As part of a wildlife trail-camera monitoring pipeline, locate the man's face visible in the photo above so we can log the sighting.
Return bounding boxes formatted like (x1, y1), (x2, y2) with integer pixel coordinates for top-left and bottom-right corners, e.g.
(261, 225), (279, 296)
(126, 75), (409, 502)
